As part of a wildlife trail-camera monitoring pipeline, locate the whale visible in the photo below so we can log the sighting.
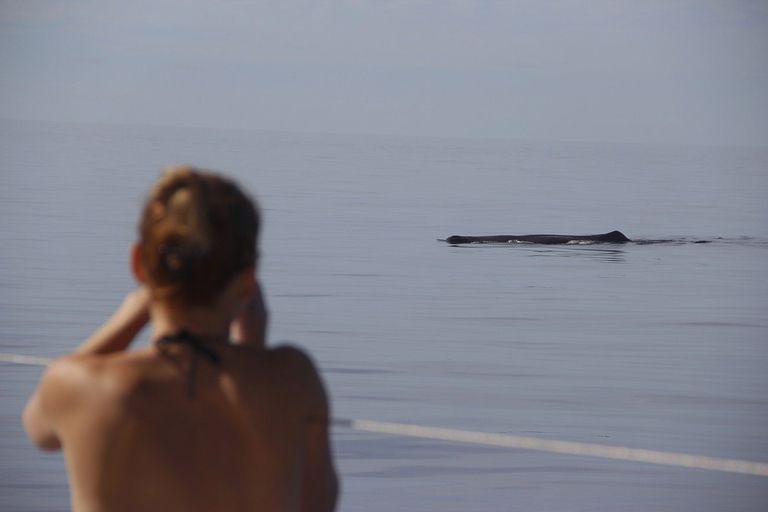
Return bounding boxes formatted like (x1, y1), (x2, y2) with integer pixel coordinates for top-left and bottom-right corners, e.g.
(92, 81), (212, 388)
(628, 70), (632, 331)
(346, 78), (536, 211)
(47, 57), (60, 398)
(445, 230), (631, 245)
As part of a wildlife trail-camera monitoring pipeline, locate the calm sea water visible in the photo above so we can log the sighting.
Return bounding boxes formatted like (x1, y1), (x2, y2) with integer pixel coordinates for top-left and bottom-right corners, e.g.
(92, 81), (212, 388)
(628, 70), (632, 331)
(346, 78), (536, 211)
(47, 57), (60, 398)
(1, 119), (767, 511)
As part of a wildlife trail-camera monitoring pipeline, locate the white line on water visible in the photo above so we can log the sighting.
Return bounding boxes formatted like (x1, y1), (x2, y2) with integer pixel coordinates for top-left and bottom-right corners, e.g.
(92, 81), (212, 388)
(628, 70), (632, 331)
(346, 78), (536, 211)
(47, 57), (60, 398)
(0, 352), (55, 366)
(337, 419), (768, 477)
(3, 352), (766, 477)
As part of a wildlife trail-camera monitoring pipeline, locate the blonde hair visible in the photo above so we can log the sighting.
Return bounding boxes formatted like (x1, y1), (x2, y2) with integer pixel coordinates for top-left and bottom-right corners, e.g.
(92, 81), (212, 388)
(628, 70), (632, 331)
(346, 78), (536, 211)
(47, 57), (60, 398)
(138, 166), (259, 305)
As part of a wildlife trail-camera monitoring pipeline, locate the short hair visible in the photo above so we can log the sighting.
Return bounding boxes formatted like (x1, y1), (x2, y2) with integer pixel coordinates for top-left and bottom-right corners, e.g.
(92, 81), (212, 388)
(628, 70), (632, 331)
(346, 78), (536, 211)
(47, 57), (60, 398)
(138, 166), (259, 306)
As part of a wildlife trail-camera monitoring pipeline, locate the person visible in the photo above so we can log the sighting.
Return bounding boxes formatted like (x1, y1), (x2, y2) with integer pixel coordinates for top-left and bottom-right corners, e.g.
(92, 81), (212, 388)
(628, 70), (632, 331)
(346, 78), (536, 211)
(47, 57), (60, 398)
(23, 166), (339, 512)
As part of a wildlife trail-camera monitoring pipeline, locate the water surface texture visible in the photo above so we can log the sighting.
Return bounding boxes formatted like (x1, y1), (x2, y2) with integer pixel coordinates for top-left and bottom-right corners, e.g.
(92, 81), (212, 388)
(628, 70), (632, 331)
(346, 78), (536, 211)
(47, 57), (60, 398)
(1, 120), (767, 511)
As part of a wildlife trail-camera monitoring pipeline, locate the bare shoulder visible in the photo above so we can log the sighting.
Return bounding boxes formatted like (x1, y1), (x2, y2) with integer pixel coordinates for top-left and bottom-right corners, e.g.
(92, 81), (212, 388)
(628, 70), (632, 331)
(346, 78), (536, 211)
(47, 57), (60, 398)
(268, 345), (322, 384)
(268, 344), (329, 415)
(54, 350), (148, 379)
(267, 344), (315, 369)
(42, 354), (101, 396)
(23, 357), (85, 450)
(42, 351), (152, 407)
(31, 354), (107, 427)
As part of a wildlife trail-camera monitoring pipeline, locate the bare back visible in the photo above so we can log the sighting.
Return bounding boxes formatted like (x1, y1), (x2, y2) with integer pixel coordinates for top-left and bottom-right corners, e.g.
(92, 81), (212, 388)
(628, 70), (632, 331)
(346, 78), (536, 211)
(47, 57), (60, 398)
(40, 343), (333, 512)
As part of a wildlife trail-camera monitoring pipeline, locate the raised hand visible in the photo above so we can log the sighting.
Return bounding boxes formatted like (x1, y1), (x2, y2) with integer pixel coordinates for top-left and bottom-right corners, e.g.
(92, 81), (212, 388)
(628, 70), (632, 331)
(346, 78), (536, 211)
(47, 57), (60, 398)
(74, 288), (151, 355)
(230, 279), (268, 348)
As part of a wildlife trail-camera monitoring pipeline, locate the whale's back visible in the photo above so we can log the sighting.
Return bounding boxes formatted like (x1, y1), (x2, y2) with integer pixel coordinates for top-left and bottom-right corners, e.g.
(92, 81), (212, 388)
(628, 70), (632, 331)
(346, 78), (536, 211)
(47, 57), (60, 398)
(444, 231), (631, 245)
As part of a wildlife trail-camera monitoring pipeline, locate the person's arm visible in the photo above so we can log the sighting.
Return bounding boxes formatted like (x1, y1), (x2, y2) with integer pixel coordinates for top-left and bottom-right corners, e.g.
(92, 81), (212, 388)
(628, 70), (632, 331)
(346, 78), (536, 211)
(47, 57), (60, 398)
(230, 279), (268, 348)
(298, 352), (339, 512)
(301, 417), (339, 512)
(23, 355), (91, 451)
(23, 288), (149, 450)
(73, 288), (150, 355)
(22, 369), (63, 451)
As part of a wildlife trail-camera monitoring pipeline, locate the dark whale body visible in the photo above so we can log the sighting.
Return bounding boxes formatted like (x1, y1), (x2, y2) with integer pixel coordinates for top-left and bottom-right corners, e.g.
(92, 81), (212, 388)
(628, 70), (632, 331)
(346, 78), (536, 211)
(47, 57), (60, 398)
(445, 230), (631, 245)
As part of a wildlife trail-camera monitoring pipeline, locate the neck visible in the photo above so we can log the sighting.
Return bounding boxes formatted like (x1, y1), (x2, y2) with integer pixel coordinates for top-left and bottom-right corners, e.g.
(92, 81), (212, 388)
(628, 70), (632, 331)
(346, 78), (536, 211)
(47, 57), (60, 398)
(149, 300), (231, 344)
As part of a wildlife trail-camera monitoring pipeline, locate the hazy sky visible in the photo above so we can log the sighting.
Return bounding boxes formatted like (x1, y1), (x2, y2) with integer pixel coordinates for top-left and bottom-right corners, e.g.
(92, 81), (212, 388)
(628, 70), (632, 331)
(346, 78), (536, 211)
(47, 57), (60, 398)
(2, 1), (767, 145)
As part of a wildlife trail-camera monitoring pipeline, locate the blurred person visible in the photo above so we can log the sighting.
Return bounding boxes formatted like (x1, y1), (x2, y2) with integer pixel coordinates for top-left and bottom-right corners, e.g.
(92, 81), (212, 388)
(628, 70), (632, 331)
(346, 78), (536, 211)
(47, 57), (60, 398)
(23, 166), (338, 512)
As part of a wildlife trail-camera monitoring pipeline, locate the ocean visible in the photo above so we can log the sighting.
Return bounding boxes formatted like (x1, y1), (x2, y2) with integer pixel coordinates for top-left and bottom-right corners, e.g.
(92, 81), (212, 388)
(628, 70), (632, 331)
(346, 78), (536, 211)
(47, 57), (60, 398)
(1, 118), (767, 511)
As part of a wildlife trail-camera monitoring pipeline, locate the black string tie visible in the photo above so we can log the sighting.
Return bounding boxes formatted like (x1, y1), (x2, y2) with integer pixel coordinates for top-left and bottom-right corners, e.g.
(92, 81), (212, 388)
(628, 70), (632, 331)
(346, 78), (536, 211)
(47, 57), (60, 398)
(156, 329), (222, 399)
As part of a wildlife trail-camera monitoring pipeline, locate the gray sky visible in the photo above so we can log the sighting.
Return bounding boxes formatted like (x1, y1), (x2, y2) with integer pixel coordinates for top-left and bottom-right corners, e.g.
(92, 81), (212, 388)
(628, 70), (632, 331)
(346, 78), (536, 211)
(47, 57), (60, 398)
(2, 0), (767, 145)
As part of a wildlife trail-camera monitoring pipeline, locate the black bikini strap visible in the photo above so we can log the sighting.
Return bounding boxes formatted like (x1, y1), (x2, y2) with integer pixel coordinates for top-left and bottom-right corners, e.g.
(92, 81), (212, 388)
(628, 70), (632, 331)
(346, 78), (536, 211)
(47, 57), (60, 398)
(156, 329), (221, 399)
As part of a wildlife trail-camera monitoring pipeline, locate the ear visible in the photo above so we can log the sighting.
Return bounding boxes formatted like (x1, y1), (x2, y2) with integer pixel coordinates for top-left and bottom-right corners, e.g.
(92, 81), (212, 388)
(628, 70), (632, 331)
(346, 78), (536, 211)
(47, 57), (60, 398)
(130, 242), (147, 284)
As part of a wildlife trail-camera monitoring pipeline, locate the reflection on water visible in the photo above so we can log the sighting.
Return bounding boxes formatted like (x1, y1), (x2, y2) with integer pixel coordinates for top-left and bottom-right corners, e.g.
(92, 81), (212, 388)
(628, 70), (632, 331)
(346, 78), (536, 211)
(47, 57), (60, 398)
(525, 246), (627, 263)
(442, 236), (768, 264)
(443, 243), (629, 263)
